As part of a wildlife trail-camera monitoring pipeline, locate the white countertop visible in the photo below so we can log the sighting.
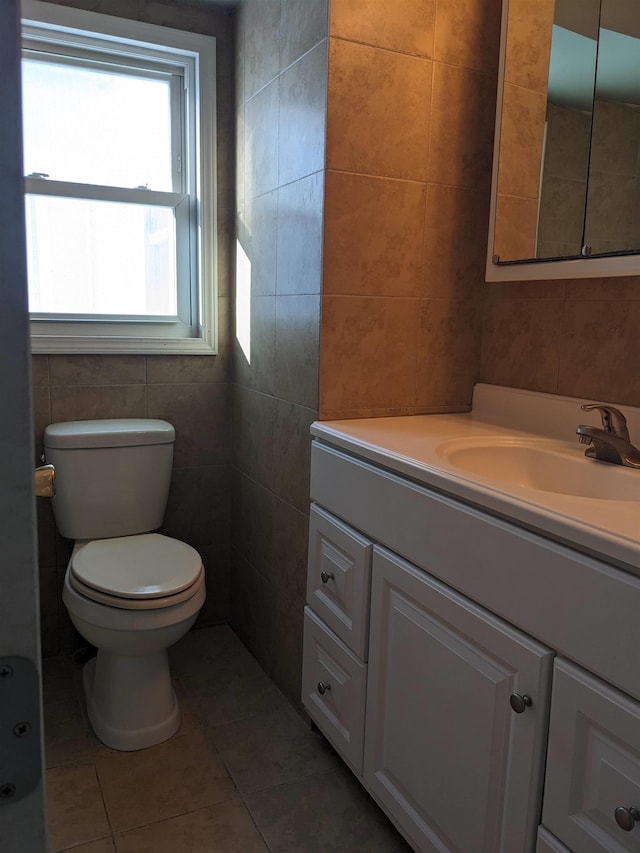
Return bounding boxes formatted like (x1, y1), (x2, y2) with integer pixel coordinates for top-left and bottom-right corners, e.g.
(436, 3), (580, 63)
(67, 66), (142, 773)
(311, 384), (640, 573)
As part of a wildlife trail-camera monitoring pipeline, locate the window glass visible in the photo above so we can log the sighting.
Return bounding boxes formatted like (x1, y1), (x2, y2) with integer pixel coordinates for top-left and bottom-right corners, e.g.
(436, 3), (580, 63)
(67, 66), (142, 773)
(25, 195), (177, 316)
(20, 1), (216, 354)
(22, 57), (174, 190)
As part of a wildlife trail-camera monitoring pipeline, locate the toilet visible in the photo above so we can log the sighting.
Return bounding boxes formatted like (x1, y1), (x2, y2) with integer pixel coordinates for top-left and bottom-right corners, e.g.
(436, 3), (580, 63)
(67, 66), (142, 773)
(43, 418), (206, 752)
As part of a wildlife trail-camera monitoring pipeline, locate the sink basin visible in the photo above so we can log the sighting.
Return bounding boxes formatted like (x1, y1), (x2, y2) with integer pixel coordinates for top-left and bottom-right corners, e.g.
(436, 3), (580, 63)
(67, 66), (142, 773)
(436, 437), (640, 501)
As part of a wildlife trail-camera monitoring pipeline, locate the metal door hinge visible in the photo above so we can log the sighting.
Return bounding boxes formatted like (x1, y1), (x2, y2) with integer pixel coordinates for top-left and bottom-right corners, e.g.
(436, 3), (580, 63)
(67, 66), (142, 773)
(0, 657), (42, 805)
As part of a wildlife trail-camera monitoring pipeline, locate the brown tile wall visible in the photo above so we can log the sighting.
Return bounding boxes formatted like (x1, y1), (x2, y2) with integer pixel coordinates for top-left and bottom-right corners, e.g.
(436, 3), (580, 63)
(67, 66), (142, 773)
(232, 0), (327, 705)
(33, 0), (235, 657)
(319, 0), (502, 419)
(480, 276), (640, 405)
(319, 0), (640, 422)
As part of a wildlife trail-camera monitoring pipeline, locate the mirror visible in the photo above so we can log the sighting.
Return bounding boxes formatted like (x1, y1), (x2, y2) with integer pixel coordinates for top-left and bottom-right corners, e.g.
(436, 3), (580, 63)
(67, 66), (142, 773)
(487, 0), (640, 281)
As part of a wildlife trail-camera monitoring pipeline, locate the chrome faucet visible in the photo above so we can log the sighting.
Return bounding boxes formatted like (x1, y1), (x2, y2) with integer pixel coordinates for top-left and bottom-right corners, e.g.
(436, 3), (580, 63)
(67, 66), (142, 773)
(576, 404), (640, 467)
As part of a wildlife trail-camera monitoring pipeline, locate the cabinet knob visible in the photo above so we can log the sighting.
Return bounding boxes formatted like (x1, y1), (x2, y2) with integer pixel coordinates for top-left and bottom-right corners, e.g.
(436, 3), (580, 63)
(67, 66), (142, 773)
(320, 571), (335, 584)
(509, 693), (533, 714)
(317, 681), (331, 695)
(614, 806), (640, 832)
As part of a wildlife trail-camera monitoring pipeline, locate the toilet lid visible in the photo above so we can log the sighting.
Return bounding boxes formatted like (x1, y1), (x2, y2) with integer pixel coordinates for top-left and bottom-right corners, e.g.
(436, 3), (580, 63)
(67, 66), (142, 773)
(68, 567), (205, 610)
(71, 533), (202, 599)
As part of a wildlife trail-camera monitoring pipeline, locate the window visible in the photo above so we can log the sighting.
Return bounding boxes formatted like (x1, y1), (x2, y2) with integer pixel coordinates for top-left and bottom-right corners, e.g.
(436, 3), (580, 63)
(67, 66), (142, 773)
(21, 1), (217, 354)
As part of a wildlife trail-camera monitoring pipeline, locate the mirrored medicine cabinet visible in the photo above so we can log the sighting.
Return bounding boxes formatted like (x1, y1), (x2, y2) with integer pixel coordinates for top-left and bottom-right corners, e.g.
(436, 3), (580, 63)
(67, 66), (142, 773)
(486, 0), (640, 281)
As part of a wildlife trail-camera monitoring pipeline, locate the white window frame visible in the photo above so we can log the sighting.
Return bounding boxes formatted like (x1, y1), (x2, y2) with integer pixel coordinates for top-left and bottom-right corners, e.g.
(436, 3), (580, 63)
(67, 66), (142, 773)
(21, 0), (218, 355)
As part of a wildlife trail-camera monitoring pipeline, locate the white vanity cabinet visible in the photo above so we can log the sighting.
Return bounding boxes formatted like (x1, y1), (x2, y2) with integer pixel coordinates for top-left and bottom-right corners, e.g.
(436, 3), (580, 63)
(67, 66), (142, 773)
(364, 547), (553, 853)
(303, 426), (640, 853)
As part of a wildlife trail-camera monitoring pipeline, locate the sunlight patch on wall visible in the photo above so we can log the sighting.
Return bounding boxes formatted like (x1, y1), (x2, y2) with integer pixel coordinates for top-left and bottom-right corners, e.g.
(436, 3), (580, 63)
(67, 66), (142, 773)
(235, 239), (251, 364)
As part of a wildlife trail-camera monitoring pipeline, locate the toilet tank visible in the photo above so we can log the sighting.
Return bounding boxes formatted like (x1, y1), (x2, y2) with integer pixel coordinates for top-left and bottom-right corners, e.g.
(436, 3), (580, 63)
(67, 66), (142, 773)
(44, 419), (175, 540)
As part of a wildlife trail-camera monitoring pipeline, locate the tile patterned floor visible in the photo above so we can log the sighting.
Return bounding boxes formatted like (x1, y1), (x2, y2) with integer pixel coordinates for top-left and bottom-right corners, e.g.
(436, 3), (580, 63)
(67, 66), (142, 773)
(44, 625), (411, 852)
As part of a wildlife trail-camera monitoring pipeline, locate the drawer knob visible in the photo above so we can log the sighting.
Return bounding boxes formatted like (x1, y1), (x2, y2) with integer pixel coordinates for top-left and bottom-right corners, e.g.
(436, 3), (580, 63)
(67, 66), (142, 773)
(317, 681), (331, 695)
(509, 693), (533, 714)
(320, 571), (335, 584)
(615, 806), (640, 832)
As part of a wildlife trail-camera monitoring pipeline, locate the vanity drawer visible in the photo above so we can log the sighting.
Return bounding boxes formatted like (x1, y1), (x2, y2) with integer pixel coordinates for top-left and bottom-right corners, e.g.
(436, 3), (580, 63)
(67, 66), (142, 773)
(302, 606), (367, 776)
(543, 658), (640, 853)
(307, 504), (373, 659)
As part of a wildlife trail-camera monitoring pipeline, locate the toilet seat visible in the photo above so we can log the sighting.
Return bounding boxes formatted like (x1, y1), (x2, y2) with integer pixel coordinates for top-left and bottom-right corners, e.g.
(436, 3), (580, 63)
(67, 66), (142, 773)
(70, 533), (204, 610)
(69, 568), (205, 610)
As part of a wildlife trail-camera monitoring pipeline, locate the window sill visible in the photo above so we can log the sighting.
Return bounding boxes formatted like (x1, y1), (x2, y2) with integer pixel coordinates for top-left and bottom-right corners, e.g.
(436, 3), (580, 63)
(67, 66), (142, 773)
(30, 334), (217, 355)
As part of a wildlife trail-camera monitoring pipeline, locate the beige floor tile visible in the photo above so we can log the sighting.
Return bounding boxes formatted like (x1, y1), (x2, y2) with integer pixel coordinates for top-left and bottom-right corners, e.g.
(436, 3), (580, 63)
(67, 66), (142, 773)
(95, 729), (236, 833)
(45, 698), (95, 768)
(246, 766), (411, 853)
(191, 666), (287, 728)
(114, 800), (268, 853)
(168, 625), (258, 683)
(173, 626), (287, 726)
(212, 706), (339, 793)
(46, 763), (110, 852)
(60, 839), (115, 852)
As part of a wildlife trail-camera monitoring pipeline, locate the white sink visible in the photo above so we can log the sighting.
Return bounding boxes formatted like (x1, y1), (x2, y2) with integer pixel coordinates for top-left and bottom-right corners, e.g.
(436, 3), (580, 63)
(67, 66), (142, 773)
(436, 437), (640, 501)
(313, 385), (640, 571)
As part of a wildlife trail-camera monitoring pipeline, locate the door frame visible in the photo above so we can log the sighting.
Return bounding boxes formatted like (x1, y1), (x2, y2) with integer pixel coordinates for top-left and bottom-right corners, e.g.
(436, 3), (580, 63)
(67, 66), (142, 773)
(0, 1), (47, 849)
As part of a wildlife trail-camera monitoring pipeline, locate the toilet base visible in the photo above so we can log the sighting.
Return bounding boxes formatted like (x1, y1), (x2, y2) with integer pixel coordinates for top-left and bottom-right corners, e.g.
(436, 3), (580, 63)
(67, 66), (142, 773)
(83, 650), (181, 751)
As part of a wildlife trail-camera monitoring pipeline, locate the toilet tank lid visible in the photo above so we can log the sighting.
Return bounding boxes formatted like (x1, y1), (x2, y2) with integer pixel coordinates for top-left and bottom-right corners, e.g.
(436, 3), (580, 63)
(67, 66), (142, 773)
(44, 419), (175, 449)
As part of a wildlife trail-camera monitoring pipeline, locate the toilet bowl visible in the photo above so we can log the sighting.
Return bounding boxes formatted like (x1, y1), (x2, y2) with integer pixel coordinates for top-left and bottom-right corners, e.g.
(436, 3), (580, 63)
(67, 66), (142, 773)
(44, 418), (206, 751)
(63, 533), (205, 751)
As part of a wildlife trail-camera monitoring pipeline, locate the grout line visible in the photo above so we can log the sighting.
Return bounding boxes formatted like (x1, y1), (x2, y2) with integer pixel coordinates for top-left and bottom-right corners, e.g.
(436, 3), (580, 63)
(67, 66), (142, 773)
(241, 793), (275, 853)
(109, 798), (241, 842)
(59, 833), (114, 852)
(242, 763), (342, 801)
(189, 691), (289, 733)
(93, 760), (117, 844)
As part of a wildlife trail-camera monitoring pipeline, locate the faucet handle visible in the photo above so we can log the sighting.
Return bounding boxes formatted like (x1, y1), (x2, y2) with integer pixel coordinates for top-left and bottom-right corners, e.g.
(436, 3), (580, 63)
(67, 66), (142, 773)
(580, 404), (630, 441)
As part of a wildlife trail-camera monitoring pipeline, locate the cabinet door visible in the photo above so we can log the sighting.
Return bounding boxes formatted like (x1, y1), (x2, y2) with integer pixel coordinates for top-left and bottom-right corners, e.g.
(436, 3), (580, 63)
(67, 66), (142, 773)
(364, 547), (553, 853)
(543, 658), (640, 853)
